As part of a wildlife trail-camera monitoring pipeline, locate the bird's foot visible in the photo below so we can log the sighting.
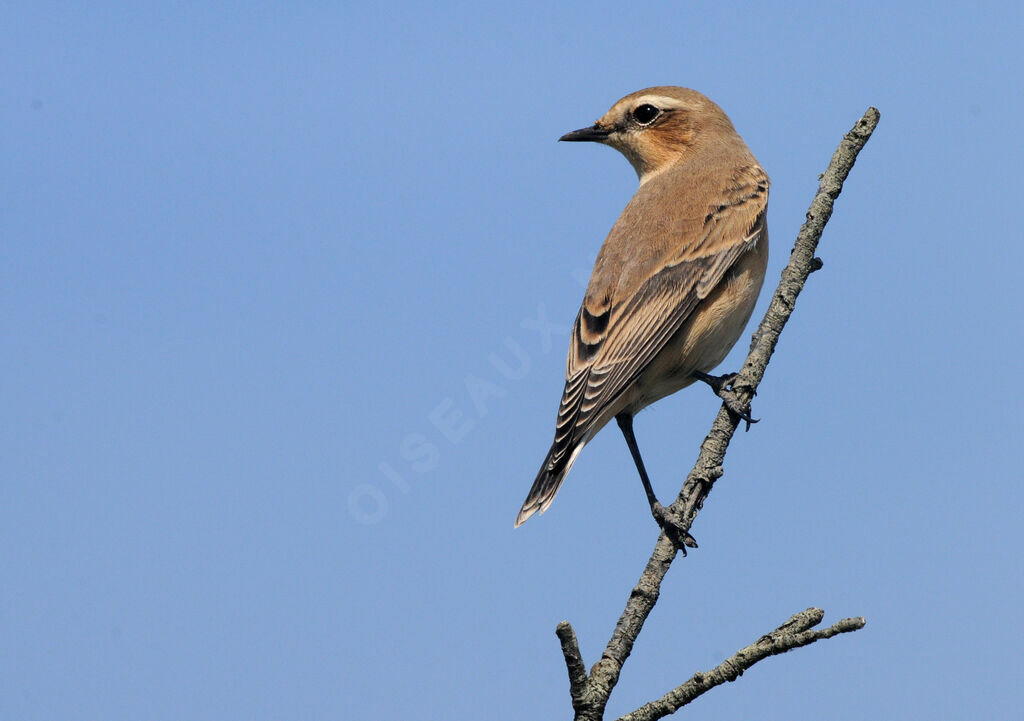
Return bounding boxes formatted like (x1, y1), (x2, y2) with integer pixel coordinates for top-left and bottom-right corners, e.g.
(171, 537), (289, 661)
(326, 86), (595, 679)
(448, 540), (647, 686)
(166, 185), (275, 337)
(651, 501), (699, 554)
(692, 371), (759, 431)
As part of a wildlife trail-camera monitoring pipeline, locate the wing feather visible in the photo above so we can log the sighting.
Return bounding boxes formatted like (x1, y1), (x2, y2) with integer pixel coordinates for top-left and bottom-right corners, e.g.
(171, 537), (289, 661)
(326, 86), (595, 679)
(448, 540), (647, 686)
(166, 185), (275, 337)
(555, 166), (769, 459)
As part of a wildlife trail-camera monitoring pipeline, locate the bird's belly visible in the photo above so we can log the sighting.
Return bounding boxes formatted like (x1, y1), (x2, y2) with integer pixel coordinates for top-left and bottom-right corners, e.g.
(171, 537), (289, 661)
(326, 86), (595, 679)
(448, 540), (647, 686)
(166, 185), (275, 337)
(624, 237), (768, 413)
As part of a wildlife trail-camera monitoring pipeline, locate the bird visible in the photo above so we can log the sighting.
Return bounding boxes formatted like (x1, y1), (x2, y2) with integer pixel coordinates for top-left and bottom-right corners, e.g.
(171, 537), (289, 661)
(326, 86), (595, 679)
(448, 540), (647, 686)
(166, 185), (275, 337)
(515, 86), (769, 546)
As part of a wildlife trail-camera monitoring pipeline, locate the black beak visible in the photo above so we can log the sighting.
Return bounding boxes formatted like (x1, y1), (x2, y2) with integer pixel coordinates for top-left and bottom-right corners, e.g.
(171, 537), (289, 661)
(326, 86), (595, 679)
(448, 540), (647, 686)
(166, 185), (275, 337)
(559, 124), (611, 142)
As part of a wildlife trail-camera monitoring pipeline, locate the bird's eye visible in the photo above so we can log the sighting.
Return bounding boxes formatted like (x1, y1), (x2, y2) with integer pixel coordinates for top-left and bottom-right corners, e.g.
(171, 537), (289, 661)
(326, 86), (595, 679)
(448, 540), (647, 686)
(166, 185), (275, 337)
(632, 104), (661, 125)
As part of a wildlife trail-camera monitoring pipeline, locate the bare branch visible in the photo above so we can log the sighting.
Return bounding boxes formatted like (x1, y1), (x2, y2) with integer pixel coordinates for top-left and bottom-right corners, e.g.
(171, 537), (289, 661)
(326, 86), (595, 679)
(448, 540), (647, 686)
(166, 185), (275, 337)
(556, 621), (589, 709)
(555, 107), (880, 720)
(613, 609), (867, 721)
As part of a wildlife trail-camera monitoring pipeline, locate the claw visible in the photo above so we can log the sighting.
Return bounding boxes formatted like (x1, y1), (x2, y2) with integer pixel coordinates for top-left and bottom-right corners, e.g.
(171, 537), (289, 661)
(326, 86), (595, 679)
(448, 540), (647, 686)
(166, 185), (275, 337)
(692, 371), (759, 431)
(651, 502), (699, 553)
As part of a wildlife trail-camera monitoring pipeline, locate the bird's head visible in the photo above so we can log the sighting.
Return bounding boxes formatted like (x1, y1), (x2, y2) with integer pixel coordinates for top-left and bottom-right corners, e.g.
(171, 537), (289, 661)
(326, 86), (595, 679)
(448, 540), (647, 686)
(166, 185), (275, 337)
(560, 86), (737, 183)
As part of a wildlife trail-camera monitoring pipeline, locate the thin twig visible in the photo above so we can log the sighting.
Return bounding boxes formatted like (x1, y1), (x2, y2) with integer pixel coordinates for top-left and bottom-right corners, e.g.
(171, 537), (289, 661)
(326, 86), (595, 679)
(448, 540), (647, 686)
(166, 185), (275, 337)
(555, 107), (880, 720)
(613, 609), (866, 721)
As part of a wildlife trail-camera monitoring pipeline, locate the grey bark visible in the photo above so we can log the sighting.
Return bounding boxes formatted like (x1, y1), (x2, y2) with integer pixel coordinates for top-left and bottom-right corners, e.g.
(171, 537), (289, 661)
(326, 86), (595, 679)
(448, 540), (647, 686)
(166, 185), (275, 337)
(555, 107), (881, 721)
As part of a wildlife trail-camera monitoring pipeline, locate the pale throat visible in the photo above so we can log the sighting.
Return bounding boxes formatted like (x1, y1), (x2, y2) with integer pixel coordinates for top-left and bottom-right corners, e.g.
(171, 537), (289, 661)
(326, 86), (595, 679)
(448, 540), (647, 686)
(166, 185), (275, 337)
(635, 146), (686, 186)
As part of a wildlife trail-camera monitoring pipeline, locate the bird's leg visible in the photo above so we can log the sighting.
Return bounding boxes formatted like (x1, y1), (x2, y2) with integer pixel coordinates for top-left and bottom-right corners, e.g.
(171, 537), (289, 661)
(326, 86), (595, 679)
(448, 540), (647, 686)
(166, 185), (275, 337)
(615, 413), (698, 552)
(691, 370), (759, 431)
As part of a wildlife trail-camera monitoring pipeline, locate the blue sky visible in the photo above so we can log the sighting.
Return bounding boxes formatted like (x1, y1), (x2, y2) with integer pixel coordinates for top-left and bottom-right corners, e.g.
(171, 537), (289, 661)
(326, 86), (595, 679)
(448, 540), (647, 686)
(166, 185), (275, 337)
(3, 2), (1022, 719)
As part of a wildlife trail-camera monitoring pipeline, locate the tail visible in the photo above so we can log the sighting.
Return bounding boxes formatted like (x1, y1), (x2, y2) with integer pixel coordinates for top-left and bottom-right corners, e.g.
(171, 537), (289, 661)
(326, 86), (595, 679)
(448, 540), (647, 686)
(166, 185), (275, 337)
(514, 440), (586, 527)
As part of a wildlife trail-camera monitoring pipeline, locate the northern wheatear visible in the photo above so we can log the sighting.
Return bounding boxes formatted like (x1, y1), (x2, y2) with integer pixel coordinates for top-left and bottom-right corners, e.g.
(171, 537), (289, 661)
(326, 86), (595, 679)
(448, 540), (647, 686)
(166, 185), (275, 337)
(515, 87), (769, 545)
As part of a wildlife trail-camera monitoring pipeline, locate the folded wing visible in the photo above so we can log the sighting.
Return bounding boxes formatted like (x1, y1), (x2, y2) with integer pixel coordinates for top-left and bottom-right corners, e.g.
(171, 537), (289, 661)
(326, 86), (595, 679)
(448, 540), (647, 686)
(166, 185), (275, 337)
(515, 165), (768, 526)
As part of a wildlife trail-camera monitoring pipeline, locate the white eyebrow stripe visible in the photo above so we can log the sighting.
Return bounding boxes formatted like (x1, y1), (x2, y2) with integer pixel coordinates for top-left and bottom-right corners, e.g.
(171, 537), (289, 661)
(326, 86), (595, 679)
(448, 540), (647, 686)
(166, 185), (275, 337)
(632, 95), (688, 109)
